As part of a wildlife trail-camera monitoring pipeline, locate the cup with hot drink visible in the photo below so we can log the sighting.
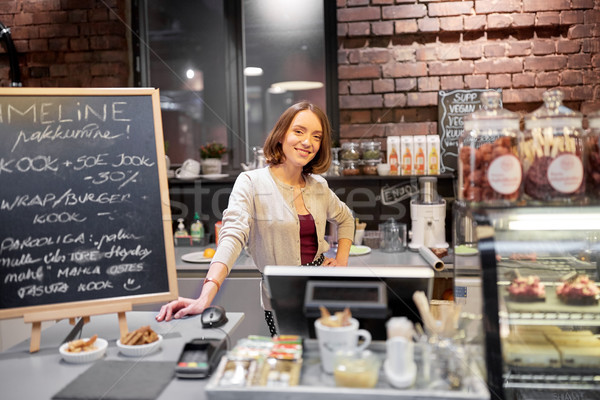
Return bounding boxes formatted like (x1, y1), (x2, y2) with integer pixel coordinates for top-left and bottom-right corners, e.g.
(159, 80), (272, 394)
(314, 307), (372, 374)
(175, 158), (201, 179)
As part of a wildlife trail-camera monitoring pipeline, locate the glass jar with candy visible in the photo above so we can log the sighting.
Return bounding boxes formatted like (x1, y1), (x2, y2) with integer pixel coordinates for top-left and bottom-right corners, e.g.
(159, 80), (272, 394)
(522, 89), (586, 204)
(459, 90), (523, 205)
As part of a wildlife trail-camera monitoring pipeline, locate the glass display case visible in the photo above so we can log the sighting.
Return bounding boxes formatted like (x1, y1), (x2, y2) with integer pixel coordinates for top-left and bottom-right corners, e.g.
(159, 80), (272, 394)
(472, 206), (600, 400)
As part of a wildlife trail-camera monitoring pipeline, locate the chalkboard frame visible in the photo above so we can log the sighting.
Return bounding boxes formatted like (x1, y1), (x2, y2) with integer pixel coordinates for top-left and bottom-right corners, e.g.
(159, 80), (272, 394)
(0, 87), (178, 320)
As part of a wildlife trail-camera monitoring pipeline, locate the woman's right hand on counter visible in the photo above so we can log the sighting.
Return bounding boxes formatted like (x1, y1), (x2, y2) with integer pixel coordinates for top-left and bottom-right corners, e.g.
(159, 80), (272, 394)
(155, 297), (207, 322)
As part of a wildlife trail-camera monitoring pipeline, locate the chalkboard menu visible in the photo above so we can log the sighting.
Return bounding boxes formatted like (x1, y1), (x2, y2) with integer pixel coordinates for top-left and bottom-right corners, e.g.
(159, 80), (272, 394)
(0, 88), (177, 318)
(437, 89), (501, 173)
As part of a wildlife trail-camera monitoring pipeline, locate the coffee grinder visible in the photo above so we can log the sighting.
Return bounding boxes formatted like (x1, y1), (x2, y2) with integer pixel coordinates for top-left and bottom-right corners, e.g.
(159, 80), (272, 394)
(408, 177), (449, 251)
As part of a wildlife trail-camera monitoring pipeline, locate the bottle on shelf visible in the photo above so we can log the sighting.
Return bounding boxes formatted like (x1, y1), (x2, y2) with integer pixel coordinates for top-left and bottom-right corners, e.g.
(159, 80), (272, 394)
(414, 136), (426, 175)
(389, 147), (399, 175)
(427, 135), (440, 175)
(401, 136), (413, 176)
(190, 212), (204, 244)
(174, 218), (189, 237)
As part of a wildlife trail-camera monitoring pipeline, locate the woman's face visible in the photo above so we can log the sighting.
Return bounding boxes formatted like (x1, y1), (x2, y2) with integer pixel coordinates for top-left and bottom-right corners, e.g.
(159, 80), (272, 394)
(280, 110), (322, 169)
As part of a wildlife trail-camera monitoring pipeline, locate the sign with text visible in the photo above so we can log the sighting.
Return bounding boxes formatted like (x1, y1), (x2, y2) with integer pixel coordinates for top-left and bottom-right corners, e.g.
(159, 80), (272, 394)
(437, 89), (501, 173)
(0, 88), (177, 319)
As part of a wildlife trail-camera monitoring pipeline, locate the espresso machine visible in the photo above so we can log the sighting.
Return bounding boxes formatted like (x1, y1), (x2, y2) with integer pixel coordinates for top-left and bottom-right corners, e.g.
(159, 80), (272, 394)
(408, 177), (449, 250)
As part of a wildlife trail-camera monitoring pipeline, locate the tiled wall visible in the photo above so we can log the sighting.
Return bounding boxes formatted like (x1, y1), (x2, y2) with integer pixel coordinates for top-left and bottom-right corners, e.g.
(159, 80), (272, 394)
(337, 0), (600, 143)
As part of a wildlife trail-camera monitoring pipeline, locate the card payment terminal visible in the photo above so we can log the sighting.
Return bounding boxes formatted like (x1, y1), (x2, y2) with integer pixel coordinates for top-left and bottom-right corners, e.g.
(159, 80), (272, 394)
(175, 338), (227, 379)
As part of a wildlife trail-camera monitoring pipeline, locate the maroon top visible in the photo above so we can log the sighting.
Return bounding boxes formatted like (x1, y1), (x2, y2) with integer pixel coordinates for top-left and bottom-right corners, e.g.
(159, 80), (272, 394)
(299, 213), (318, 264)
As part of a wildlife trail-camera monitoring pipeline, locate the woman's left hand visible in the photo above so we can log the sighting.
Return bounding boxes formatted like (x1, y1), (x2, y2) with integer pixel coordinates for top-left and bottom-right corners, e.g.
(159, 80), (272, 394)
(322, 257), (339, 266)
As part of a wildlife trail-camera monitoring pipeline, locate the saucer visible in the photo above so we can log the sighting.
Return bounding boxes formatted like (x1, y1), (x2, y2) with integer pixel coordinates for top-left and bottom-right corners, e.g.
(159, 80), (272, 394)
(175, 174), (201, 181)
(200, 174), (228, 180)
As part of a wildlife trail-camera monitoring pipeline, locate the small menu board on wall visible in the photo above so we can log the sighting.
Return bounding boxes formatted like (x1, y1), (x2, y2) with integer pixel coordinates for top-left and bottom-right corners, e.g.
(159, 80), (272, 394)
(437, 89), (501, 173)
(0, 88), (177, 319)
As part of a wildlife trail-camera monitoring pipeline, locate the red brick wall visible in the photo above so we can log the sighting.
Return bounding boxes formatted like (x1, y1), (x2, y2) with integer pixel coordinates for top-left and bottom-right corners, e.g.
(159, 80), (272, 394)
(0, 0), (129, 87)
(1, 0), (597, 143)
(337, 0), (600, 142)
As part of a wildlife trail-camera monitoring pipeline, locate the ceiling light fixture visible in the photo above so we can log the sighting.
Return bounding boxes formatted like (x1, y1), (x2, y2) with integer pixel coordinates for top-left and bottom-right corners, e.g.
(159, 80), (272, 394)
(271, 81), (324, 91)
(244, 67), (264, 76)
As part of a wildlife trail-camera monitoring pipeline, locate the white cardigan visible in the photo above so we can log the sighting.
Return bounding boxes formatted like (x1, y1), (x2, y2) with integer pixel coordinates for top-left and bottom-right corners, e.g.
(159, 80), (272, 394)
(211, 167), (355, 309)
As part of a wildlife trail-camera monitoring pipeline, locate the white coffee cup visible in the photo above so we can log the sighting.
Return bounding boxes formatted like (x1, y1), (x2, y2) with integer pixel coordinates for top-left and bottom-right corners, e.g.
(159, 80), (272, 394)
(176, 158), (201, 178)
(386, 336), (414, 375)
(314, 317), (372, 374)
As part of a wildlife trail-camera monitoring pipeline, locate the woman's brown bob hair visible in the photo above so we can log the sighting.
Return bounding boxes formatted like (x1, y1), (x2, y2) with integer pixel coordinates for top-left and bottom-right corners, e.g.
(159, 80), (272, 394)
(263, 101), (332, 175)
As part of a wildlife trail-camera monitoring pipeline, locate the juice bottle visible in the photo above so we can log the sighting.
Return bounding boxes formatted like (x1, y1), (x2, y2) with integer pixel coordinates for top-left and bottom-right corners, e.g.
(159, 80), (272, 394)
(414, 136), (426, 175)
(428, 145), (439, 175)
(389, 147), (398, 175)
(427, 135), (440, 175)
(387, 136), (400, 175)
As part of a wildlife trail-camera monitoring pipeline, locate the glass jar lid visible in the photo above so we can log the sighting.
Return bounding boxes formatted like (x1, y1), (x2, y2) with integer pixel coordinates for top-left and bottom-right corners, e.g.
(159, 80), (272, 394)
(341, 142), (359, 149)
(524, 88), (582, 130)
(463, 90), (520, 131)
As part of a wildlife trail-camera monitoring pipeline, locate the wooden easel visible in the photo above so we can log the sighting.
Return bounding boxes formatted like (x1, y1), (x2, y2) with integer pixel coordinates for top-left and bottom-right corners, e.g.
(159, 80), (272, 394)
(24, 303), (132, 353)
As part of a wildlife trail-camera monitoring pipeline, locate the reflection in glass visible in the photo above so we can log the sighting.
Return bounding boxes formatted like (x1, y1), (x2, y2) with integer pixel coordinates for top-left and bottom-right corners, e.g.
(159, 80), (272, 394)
(145, 0), (229, 164)
(243, 0), (326, 161)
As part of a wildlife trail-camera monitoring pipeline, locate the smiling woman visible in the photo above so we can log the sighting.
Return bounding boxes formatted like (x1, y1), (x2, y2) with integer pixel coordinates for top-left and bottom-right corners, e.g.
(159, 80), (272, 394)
(156, 101), (354, 338)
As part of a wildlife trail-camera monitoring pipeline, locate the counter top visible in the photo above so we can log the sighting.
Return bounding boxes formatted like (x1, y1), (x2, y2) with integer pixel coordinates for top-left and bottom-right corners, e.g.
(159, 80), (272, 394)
(174, 245), (454, 277)
(0, 311), (245, 400)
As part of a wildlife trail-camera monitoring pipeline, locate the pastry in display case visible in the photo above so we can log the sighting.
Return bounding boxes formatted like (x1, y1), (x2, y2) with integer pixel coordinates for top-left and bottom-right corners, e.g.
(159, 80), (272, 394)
(471, 206), (600, 400)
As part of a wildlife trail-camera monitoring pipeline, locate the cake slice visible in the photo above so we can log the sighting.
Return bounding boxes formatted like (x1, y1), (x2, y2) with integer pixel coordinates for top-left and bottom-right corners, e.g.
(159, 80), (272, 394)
(503, 342), (561, 368)
(557, 346), (600, 368)
(556, 274), (600, 306)
(507, 275), (546, 302)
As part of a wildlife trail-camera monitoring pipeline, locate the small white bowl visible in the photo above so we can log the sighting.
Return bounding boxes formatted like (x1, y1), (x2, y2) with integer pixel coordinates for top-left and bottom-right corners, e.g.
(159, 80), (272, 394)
(377, 163), (390, 176)
(116, 334), (163, 357)
(59, 337), (108, 364)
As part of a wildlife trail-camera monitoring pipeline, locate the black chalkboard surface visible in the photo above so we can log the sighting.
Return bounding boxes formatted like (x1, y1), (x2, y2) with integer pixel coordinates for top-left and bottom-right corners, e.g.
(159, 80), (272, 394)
(0, 88), (177, 319)
(437, 89), (502, 173)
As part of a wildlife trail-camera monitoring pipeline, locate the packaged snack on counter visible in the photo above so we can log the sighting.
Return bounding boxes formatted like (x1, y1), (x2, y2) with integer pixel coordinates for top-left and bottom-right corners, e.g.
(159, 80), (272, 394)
(522, 89), (586, 203)
(272, 335), (303, 344)
(259, 358), (303, 387)
(228, 337), (273, 360)
(270, 343), (303, 361)
(213, 358), (258, 387)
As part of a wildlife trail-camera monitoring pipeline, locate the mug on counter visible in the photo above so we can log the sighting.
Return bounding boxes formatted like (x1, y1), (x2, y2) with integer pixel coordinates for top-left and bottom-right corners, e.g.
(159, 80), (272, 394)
(314, 317), (372, 374)
(176, 158), (201, 178)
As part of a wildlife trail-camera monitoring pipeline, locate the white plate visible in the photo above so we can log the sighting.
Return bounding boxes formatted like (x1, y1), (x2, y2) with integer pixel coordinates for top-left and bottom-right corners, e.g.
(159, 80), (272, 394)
(200, 174), (229, 180)
(181, 251), (213, 263)
(175, 174), (201, 181)
(454, 245), (479, 256)
(350, 245), (371, 256)
(59, 337), (108, 364)
(117, 334), (163, 357)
